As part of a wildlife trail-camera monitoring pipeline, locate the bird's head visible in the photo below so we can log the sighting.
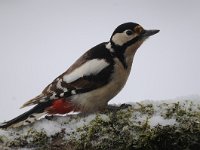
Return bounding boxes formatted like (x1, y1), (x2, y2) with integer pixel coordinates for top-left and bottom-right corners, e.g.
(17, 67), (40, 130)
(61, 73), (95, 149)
(110, 22), (159, 47)
(106, 22), (159, 69)
(107, 22), (159, 69)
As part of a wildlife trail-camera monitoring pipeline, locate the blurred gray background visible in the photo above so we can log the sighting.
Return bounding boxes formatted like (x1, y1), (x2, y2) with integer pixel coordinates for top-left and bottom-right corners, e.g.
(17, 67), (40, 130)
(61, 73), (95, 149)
(0, 0), (199, 121)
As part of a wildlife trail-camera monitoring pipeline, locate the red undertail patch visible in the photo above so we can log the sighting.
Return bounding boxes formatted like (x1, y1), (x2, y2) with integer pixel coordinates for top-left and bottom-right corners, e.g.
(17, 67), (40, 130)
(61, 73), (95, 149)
(45, 99), (79, 114)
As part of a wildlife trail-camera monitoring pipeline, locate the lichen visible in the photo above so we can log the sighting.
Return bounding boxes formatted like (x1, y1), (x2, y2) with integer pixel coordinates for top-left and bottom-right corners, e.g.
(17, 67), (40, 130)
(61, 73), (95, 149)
(0, 99), (200, 150)
(7, 129), (49, 148)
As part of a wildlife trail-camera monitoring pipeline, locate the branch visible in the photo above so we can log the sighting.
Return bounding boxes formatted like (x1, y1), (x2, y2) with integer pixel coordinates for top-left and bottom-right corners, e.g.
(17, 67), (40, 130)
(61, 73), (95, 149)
(0, 99), (200, 150)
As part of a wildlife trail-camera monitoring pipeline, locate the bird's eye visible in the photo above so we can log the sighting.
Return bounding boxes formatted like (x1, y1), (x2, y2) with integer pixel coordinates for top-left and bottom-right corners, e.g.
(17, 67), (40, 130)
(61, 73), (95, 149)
(125, 30), (133, 36)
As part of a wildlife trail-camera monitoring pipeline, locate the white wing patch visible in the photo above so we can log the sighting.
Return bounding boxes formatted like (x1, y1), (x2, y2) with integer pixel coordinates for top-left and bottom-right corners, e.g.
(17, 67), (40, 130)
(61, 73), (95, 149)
(63, 59), (109, 83)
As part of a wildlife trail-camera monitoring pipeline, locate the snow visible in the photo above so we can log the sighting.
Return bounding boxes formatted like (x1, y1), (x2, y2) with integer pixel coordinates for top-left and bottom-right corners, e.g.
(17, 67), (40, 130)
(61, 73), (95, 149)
(0, 96), (200, 144)
(149, 116), (177, 127)
(130, 95), (200, 128)
(0, 113), (97, 142)
(31, 114), (97, 138)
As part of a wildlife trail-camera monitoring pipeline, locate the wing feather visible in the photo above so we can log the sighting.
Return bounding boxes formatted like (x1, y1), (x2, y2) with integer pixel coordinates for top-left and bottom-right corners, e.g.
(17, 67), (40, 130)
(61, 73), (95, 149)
(21, 43), (115, 108)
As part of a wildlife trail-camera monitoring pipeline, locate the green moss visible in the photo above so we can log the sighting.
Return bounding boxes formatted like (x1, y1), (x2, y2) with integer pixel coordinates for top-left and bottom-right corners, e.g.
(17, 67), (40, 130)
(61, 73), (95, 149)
(1, 100), (200, 150)
(73, 109), (150, 150)
(71, 111), (131, 149)
(0, 135), (8, 144)
(135, 103), (154, 116)
(7, 129), (49, 148)
(140, 124), (200, 150)
(71, 101), (200, 150)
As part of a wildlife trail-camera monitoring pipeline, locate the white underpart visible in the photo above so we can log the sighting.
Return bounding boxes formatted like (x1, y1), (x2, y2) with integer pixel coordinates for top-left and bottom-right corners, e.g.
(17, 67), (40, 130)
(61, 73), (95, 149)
(106, 42), (114, 52)
(63, 59), (109, 83)
(112, 31), (136, 46)
(72, 57), (133, 112)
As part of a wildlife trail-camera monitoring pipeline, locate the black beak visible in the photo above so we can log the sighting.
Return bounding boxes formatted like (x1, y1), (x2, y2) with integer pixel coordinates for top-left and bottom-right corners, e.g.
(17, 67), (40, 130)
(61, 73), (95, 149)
(142, 29), (160, 38)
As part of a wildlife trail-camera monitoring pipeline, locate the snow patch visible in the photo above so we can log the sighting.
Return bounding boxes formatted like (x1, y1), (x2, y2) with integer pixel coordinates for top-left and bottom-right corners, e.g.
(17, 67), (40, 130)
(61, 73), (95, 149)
(149, 115), (177, 127)
(0, 96), (200, 147)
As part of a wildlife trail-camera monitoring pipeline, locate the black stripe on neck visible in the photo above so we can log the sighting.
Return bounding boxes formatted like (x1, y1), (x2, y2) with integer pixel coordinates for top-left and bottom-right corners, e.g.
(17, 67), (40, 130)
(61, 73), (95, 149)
(110, 48), (127, 69)
(110, 41), (128, 69)
(110, 36), (140, 69)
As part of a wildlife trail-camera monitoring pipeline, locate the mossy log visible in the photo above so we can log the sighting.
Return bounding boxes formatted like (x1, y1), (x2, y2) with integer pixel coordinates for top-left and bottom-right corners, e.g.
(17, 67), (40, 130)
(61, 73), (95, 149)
(0, 99), (200, 150)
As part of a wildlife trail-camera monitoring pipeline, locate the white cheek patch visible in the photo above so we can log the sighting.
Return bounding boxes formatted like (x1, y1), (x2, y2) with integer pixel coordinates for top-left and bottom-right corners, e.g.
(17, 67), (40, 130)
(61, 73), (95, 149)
(112, 32), (137, 46)
(63, 59), (109, 83)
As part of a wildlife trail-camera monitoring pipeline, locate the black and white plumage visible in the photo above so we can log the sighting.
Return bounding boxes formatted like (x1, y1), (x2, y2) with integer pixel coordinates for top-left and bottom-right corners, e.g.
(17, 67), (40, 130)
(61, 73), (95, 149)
(0, 22), (159, 128)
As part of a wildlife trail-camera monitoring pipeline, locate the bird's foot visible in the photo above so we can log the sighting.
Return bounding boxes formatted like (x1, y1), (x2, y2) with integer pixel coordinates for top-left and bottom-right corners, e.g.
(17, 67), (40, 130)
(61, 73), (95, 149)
(45, 115), (54, 120)
(104, 103), (132, 113)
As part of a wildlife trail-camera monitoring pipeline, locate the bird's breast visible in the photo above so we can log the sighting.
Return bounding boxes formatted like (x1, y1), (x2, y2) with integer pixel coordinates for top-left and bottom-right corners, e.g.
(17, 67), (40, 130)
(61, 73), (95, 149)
(71, 57), (132, 112)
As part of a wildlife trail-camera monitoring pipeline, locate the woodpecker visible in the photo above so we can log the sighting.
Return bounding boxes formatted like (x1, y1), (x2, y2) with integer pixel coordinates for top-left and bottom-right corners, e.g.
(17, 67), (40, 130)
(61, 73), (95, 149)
(0, 22), (159, 128)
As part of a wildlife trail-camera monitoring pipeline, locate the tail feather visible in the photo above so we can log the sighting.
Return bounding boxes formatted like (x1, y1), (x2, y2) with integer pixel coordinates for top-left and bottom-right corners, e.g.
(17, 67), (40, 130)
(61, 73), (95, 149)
(0, 101), (52, 128)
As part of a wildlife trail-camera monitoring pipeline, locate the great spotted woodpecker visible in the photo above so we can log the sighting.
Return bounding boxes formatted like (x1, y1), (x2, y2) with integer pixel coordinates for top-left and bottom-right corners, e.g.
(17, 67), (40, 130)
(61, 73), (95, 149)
(0, 22), (159, 128)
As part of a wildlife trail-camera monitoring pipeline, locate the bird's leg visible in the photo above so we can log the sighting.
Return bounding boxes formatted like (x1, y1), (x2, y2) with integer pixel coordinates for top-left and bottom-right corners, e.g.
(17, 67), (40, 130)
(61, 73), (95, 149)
(45, 115), (54, 120)
(119, 103), (132, 109)
(103, 103), (132, 113)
